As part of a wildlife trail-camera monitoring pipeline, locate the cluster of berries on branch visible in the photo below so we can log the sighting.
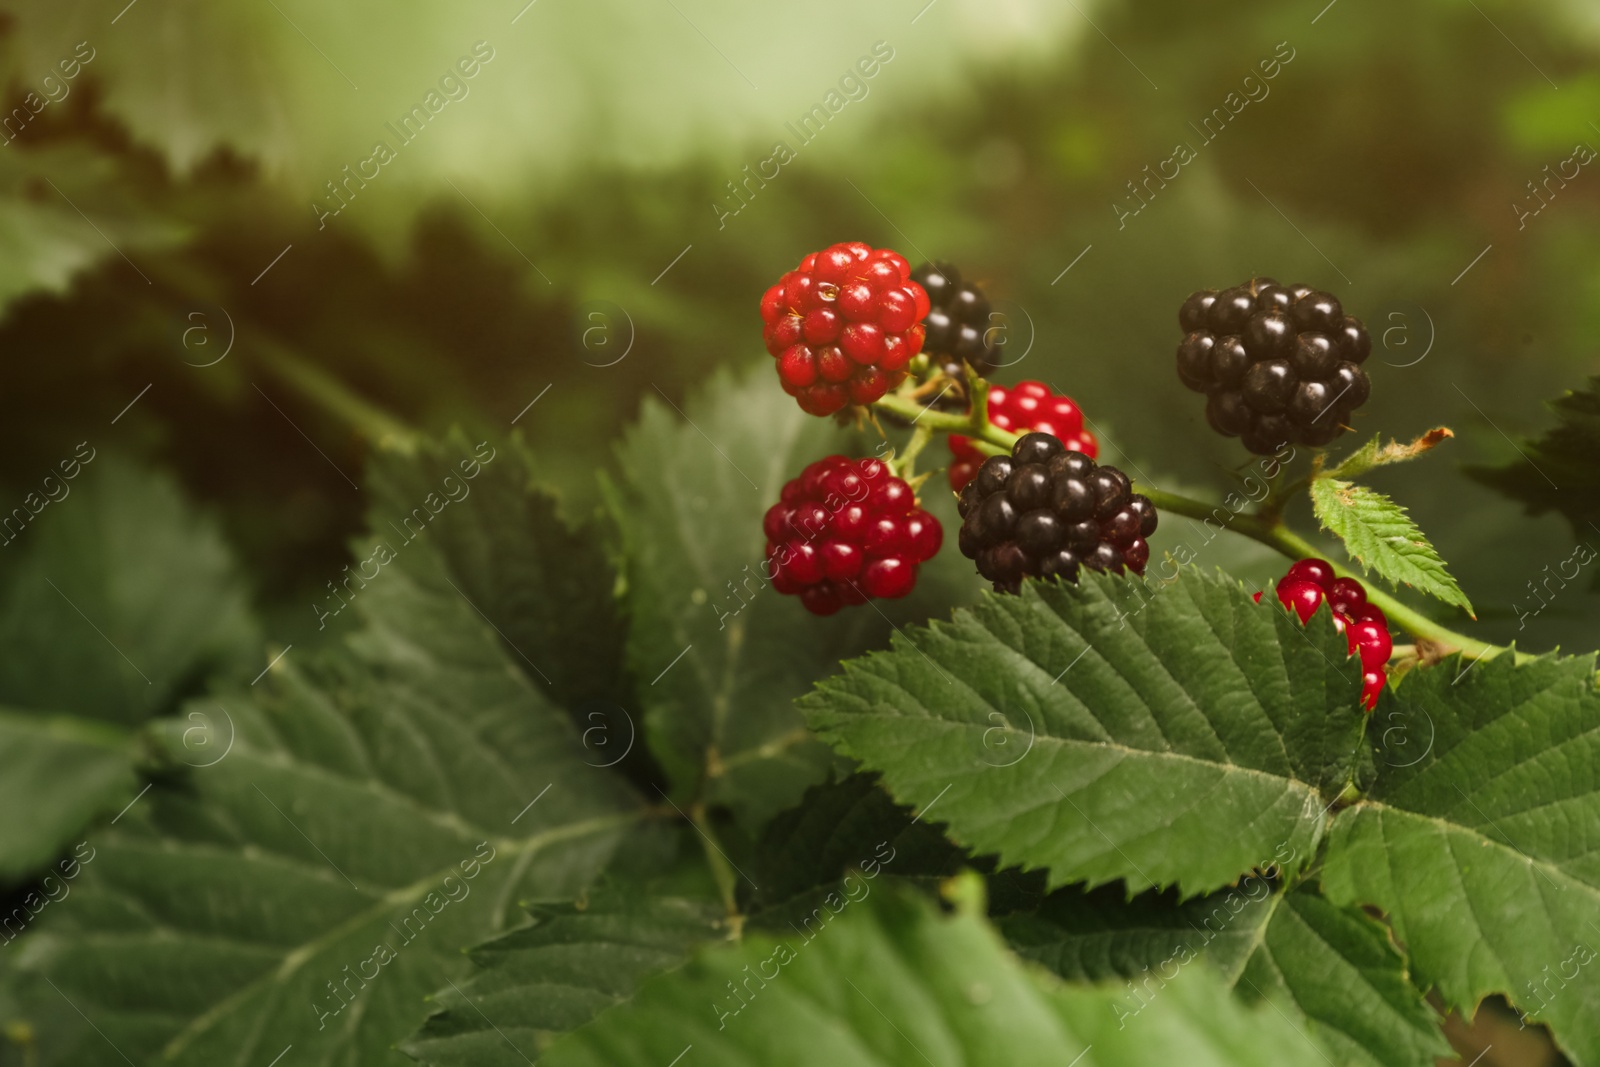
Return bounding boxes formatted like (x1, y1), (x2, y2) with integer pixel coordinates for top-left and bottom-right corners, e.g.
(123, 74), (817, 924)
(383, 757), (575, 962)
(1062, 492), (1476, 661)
(765, 456), (942, 616)
(1176, 278), (1371, 454)
(1258, 558), (1393, 709)
(761, 241), (929, 416)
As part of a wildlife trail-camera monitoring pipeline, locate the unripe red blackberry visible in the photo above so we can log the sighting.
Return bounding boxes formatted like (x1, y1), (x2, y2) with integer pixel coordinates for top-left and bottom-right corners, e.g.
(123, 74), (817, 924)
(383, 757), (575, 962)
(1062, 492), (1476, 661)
(956, 432), (1155, 594)
(1256, 557), (1393, 710)
(761, 243), (929, 416)
(765, 455), (942, 615)
(1177, 278), (1371, 454)
(947, 381), (1098, 491)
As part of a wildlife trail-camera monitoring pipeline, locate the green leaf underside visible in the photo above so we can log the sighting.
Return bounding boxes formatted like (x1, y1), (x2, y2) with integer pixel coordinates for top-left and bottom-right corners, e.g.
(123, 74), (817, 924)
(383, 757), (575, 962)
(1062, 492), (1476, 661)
(1320, 651), (1600, 1067)
(1466, 375), (1600, 540)
(402, 895), (722, 1067)
(1005, 882), (1446, 1067)
(0, 711), (133, 881)
(802, 570), (1370, 899)
(1309, 478), (1474, 615)
(607, 367), (890, 828)
(14, 479), (639, 1066)
(0, 455), (259, 725)
(539, 883), (1333, 1067)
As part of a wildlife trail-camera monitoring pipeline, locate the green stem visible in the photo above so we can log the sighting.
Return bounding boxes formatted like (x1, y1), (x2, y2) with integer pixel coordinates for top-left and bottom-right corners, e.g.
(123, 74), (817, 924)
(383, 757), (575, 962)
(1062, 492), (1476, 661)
(1141, 486), (1504, 660)
(873, 391), (1510, 661)
(689, 802), (743, 934)
(254, 338), (422, 454)
(888, 422), (936, 480)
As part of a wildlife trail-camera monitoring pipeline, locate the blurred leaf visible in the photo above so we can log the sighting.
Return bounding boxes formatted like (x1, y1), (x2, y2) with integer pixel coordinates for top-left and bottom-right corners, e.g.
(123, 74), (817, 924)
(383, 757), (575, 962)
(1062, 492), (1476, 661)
(7, 0), (1083, 243)
(0, 454), (259, 725)
(534, 881), (1334, 1067)
(403, 894), (723, 1067)
(801, 570), (1369, 899)
(12, 453), (641, 1067)
(1309, 478), (1474, 616)
(0, 142), (185, 313)
(1466, 375), (1600, 546)
(1321, 652), (1600, 1067)
(0, 711), (132, 882)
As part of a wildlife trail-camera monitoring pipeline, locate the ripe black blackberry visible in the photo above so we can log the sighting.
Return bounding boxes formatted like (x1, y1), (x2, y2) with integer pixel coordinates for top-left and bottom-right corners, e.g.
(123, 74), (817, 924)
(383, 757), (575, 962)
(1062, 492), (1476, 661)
(912, 262), (1000, 404)
(1176, 278), (1371, 454)
(956, 432), (1157, 594)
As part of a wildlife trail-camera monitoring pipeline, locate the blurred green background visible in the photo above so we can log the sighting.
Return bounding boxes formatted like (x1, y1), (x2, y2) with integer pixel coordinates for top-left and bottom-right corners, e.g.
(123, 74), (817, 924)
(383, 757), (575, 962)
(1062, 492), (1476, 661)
(1, 0), (1596, 1061)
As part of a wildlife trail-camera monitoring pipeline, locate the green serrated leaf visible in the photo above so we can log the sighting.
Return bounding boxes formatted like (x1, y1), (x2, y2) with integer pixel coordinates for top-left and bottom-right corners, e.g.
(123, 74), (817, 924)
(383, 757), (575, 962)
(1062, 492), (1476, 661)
(1309, 477), (1474, 616)
(1320, 652), (1600, 1067)
(1466, 375), (1600, 542)
(534, 881), (1331, 1067)
(801, 569), (1370, 899)
(1323, 428), (1453, 481)
(0, 454), (259, 725)
(0, 711), (133, 882)
(607, 367), (933, 829)
(13, 466), (640, 1067)
(1232, 888), (1448, 1067)
(403, 894), (723, 1067)
(365, 432), (631, 715)
(1004, 881), (1447, 1067)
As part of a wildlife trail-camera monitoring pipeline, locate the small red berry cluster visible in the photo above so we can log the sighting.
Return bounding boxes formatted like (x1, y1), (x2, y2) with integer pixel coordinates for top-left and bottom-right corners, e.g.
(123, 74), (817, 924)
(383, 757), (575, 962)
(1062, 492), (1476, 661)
(948, 381), (1098, 491)
(757, 243), (1111, 614)
(760, 241), (929, 416)
(1258, 558), (1393, 709)
(765, 456), (942, 615)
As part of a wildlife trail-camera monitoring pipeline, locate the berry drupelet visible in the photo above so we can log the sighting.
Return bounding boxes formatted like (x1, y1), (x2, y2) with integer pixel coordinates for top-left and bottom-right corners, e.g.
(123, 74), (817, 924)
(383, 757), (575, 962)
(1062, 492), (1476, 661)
(911, 261), (1002, 384)
(948, 381), (1098, 491)
(1176, 278), (1371, 454)
(765, 455), (943, 615)
(1256, 557), (1393, 709)
(761, 242), (929, 417)
(956, 431), (1156, 594)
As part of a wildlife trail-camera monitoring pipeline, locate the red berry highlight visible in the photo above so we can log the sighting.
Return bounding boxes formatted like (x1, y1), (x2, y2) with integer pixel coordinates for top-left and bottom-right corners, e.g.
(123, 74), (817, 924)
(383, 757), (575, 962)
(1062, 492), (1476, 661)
(761, 243), (928, 416)
(766, 455), (942, 614)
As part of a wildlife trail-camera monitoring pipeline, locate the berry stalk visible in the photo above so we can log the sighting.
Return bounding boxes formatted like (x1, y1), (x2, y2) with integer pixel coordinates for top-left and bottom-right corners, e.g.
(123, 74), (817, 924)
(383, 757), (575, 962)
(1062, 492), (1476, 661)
(1137, 486), (1506, 661)
(876, 377), (1507, 661)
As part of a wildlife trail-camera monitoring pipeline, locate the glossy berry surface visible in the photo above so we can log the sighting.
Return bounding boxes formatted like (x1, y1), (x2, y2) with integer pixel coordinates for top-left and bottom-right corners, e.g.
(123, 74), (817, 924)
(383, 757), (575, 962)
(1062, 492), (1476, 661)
(956, 432), (1154, 594)
(1264, 557), (1393, 709)
(765, 455), (942, 615)
(911, 261), (1002, 385)
(947, 381), (1099, 491)
(761, 242), (928, 416)
(1177, 277), (1371, 454)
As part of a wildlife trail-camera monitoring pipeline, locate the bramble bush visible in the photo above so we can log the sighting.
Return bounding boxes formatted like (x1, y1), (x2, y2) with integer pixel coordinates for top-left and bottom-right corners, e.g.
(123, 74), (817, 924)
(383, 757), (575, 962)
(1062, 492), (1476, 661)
(4, 242), (1599, 1067)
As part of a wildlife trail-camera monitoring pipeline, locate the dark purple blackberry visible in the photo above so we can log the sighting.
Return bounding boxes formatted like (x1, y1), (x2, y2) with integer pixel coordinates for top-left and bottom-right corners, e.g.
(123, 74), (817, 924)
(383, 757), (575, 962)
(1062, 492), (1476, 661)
(1175, 278), (1371, 454)
(956, 432), (1156, 594)
(912, 262), (1001, 406)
